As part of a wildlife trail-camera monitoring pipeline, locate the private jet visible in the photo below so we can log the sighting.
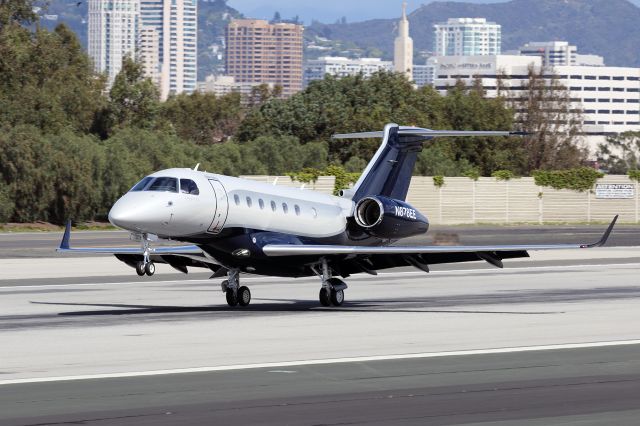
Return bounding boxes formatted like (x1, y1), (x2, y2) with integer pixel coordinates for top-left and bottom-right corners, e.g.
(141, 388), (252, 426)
(58, 124), (617, 307)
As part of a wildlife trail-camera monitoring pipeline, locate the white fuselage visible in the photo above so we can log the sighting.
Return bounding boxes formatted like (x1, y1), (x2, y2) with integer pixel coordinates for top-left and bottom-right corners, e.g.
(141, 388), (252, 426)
(108, 168), (354, 239)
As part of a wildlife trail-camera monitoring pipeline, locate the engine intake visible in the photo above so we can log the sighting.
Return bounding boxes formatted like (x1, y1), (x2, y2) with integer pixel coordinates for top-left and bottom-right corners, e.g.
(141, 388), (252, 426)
(354, 196), (428, 239)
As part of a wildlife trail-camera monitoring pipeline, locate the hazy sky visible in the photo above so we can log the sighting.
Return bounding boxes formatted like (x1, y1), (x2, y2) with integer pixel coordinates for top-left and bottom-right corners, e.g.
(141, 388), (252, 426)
(227, 0), (640, 24)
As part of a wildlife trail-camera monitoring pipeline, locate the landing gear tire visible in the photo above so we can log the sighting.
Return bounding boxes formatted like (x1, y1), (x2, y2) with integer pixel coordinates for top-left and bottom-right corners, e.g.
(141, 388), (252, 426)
(145, 262), (155, 276)
(319, 288), (331, 307)
(238, 286), (251, 307)
(226, 290), (238, 307)
(135, 261), (146, 276)
(330, 289), (345, 306)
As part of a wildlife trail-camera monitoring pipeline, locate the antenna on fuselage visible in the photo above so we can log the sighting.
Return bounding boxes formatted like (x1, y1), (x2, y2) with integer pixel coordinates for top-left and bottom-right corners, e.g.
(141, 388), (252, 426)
(193, 163), (200, 171)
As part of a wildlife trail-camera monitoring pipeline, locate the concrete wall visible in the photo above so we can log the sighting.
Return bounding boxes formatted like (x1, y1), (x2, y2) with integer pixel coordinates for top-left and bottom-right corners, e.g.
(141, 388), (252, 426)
(242, 175), (639, 224)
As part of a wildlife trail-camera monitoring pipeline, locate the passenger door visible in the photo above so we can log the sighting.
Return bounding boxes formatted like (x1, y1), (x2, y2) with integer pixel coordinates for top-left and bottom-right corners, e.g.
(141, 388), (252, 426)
(208, 179), (229, 234)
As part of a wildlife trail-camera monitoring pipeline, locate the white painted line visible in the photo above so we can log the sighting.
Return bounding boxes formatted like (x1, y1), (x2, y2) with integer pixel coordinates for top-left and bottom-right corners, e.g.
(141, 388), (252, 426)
(0, 263), (638, 290)
(2, 339), (640, 386)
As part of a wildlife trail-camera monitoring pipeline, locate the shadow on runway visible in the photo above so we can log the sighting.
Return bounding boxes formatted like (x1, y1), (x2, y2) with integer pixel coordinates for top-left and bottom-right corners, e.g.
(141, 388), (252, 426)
(29, 300), (561, 316)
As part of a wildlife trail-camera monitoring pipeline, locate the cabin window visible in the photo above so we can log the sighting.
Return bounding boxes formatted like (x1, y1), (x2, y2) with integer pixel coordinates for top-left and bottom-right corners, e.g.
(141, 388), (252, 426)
(259, 199), (265, 209)
(270, 201), (276, 211)
(246, 196), (252, 207)
(147, 177), (178, 193)
(282, 203), (289, 214)
(294, 205), (301, 216)
(234, 194), (240, 205)
(130, 177), (153, 192)
(179, 179), (199, 195)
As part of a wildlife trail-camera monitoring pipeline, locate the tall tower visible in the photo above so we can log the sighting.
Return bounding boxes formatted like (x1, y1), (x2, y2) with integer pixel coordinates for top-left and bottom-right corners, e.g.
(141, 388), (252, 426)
(140, 0), (197, 100)
(226, 19), (304, 97)
(88, 0), (140, 87)
(394, 1), (413, 80)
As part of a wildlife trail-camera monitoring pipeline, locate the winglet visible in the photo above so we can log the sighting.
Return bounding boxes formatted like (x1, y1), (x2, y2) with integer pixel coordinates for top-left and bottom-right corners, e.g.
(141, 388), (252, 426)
(581, 215), (618, 248)
(59, 220), (72, 250)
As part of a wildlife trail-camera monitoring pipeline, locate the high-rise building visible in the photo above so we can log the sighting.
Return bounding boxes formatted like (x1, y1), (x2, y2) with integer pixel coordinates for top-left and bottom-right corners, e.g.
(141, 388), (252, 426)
(519, 41), (577, 67)
(394, 1), (413, 80)
(518, 41), (605, 68)
(226, 19), (304, 97)
(434, 18), (501, 57)
(138, 26), (160, 86)
(88, 0), (139, 87)
(304, 57), (393, 87)
(140, 0), (197, 100)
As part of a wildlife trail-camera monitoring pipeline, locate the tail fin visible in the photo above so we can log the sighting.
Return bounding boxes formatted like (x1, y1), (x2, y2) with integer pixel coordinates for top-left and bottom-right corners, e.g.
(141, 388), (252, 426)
(333, 123), (521, 202)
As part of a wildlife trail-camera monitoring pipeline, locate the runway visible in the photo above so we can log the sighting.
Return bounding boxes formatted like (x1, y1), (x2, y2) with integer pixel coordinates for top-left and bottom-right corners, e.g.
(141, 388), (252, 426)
(1, 244), (639, 424)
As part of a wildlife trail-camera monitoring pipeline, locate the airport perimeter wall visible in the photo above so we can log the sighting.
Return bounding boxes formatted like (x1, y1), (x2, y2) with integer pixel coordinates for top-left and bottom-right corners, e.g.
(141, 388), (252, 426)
(240, 175), (639, 225)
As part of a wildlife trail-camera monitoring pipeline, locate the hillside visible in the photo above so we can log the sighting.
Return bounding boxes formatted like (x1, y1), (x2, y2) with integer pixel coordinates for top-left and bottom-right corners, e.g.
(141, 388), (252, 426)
(307, 0), (640, 67)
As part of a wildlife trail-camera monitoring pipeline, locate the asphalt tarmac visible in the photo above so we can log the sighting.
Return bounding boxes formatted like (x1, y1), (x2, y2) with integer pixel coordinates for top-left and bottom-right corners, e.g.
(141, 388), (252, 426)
(1, 245), (639, 425)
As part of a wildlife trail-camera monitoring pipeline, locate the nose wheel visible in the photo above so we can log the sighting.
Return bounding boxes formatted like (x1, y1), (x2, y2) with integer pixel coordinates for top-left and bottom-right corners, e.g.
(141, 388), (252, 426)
(135, 261), (155, 276)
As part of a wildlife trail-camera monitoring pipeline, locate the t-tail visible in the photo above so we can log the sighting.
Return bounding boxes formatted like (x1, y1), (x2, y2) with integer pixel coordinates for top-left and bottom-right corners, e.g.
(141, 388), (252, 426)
(333, 123), (527, 202)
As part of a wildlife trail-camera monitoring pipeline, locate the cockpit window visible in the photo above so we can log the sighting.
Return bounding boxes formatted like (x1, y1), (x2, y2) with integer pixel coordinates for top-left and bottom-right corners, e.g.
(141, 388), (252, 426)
(180, 179), (199, 195)
(130, 177), (153, 192)
(147, 177), (178, 193)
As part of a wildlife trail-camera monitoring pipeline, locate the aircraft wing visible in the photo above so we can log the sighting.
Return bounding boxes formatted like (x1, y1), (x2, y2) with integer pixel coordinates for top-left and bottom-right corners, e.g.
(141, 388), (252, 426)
(262, 216), (617, 271)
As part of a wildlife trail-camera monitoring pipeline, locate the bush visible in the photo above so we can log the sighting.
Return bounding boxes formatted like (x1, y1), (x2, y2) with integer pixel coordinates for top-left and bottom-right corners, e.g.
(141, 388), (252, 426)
(0, 181), (15, 223)
(433, 175), (445, 187)
(533, 167), (604, 192)
(491, 170), (515, 181)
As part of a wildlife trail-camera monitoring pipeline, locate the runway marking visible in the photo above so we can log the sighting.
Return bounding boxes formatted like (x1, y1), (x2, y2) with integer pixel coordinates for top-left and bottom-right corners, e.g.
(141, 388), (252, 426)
(0, 263), (637, 291)
(2, 339), (640, 386)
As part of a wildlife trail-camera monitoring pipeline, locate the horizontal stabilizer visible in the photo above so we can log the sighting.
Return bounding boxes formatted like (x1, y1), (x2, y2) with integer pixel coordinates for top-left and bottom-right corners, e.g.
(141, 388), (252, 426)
(332, 127), (528, 140)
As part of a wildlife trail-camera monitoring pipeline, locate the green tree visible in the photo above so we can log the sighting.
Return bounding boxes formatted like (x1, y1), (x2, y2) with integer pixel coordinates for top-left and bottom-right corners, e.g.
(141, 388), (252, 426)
(160, 91), (243, 144)
(596, 131), (640, 174)
(441, 80), (524, 175)
(98, 55), (160, 137)
(498, 67), (587, 171)
(0, 23), (105, 134)
(0, 0), (37, 29)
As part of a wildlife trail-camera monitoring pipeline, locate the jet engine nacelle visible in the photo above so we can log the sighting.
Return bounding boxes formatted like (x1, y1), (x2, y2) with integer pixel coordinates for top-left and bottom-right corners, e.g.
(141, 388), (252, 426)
(354, 196), (429, 239)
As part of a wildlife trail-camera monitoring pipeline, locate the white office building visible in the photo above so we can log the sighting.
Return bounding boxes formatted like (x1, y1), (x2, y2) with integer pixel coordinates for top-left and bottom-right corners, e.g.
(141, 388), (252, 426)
(432, 55), (640, 153)
(518, 41), (605, 68)
(88, 0), (139, 87)
(412, 61), (437, 87)
(303, 57), (393, 87)
(198, 75), (274, 99)
(434, 18), (501, 57)
(140, 0), (197, 100)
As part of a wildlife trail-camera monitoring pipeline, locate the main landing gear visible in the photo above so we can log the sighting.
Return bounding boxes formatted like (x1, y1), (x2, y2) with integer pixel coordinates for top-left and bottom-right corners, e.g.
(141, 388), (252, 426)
(318, 259), (347, 307)
(221, 269), (251, 307)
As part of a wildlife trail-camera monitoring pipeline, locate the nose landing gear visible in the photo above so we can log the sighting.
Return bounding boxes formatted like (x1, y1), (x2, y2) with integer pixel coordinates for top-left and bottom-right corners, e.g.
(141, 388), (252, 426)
(134, 234), (155, 276)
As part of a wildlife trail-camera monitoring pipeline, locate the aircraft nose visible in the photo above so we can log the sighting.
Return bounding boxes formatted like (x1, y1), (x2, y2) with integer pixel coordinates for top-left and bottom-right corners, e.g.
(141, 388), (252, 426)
(108, 199), (137, 230)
